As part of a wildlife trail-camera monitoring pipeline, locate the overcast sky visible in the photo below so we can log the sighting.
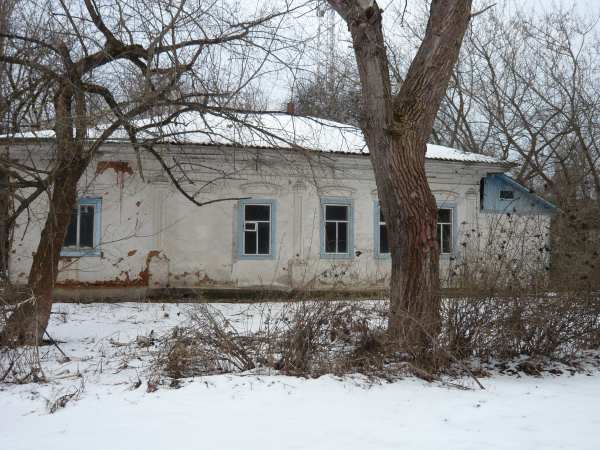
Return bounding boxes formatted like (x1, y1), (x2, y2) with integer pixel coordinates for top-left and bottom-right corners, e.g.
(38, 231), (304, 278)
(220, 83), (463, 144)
(510, 0), (600, 14)
(260, 0), (600, 109)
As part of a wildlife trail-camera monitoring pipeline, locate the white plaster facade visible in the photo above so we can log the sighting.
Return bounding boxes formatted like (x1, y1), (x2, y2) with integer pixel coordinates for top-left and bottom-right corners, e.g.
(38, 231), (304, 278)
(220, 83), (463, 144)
(6, 139), (554, 294)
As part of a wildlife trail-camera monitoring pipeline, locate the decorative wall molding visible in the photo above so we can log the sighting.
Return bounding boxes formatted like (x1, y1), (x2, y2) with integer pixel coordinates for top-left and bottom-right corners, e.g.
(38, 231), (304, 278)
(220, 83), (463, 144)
(317, 185), (356, 197)
(240, 181), (282, 195)
(432, 190), (459, 202)
(293, 180), (307, 192)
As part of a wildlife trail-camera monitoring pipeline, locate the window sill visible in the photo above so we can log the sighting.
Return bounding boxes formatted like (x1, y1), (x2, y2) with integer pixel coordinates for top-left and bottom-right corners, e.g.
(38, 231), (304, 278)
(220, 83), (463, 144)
(374, 253), (391, 260)
(320, 253), (354, 260)
(60, 249), (101, 258)
(238, 254), (275, 261)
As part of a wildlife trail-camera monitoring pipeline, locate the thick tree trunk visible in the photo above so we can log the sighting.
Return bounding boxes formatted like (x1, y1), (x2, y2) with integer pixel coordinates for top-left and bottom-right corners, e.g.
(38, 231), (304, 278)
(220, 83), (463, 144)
(2, 84), (90, 344)
(383, 138), (440, 355)
(330, 1), (472, 361)
(0, 160), (8, 283)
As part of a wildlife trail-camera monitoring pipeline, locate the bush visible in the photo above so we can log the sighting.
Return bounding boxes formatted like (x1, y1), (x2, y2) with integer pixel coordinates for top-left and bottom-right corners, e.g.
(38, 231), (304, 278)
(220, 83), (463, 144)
(151, 301), (396, 380)
(0, 289), (44, 383)
(442, 292), (600, 361)
(149, 293), (600, 384)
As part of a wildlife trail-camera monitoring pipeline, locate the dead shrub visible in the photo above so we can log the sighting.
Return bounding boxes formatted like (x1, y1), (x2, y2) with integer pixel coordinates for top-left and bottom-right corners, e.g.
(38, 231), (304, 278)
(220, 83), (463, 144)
(438, 216), (600, 371)
(156, 309), (257, 379)
(151, 301), (397, 380)
(46, 379), (85, 414)
(150, 293), (600, 385)
(0, 289), (45, 383)
(442, 292), (600, 361)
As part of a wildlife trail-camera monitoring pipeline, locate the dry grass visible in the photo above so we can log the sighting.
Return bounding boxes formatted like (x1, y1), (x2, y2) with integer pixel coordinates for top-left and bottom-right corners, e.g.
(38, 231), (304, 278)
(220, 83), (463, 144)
(150, 301), (405, 381)
(442, 292), (600, 361)
(149, 293), (600, 386)
(0, 289), (45, 383)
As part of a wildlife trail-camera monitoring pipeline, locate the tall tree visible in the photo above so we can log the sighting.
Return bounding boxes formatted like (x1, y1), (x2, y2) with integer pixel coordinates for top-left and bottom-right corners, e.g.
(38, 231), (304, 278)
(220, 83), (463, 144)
(0, 0), (297, 344)
(327, 0), (472, 362)
(426, 7), (600, 289)
(0, 0), (19, 284)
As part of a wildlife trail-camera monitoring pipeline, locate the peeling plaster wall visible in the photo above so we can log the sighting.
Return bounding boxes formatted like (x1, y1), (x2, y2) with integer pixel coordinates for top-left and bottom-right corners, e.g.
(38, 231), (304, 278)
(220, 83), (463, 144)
(7, 143), (552, 291)
(10, 152), (157, 287)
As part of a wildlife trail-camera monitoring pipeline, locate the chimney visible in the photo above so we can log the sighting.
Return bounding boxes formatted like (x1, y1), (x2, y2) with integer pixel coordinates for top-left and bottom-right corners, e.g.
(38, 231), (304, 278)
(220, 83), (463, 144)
(286, 102), (295, 115)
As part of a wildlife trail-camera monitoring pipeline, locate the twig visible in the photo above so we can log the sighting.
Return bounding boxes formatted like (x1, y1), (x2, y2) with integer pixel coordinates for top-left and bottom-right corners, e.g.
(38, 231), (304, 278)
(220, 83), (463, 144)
(44, 330), (69, 360)
(470, 3), (496, 20)
(395, 310), (486, 390)
(0, 358), (15, 382)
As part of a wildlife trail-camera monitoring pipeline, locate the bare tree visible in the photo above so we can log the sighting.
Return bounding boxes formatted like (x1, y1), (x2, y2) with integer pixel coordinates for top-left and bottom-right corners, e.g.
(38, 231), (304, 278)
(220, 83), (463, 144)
(326, 0), (472, 363)
(422, 6), (600, 198)
(0, 0), (18, 283)
(427, 6), (600, 288)
(293, 52), (361, 126)
(0, 0), (301, 344)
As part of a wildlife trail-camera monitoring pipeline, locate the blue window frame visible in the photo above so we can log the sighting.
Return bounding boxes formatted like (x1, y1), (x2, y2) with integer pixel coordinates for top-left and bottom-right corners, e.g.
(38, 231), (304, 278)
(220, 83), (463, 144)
(374, 201), (390, 258)
(374, 200), (458, 257)
(61, 197), (102, 257)
(436, 202), (458, 257)
(238, 199), (276, 260)
(320, 197), (353, 259)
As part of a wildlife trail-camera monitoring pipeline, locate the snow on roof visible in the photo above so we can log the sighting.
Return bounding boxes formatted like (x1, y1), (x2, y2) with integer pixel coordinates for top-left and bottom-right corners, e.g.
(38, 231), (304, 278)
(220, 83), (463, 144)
(5, 111), (506, 165)
(423, 143), (504, 164)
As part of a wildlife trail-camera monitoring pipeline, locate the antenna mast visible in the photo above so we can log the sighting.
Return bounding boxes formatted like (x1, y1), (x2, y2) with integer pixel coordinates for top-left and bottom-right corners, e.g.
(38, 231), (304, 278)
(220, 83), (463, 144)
(316, 1), (336, 89)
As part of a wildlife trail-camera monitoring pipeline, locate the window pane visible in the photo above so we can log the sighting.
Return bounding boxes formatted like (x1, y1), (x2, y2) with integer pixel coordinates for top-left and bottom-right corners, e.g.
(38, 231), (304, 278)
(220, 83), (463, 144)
(480, 178), (485, 210)
(325, 205), (347, 221)
(380, 224), (389, 254)
(442, 223), (452, 253)
(64, 209), (78, 247)
(325, 222), (336, 253)
(436, 224), (442, 252)
(79, 205), (95, 248)
(245, 204), (270, 221)
(257, 222), (270, 254)
(337, 222), (348, 253)
(379, 209), (385, 223)
(244, 230), (257, 254)
(438, 208), (451, 223)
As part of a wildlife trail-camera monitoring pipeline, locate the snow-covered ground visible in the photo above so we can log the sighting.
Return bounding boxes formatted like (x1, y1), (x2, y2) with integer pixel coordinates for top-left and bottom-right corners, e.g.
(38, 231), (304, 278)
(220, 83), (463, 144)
(1, 302), (600, 450)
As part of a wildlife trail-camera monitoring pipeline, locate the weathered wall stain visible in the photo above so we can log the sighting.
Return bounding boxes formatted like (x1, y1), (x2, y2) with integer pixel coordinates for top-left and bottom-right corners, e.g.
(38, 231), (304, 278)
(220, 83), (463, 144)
(56, 250), (164, 288)
(137, 250), (162, 286)
(96, 161), (134, 176)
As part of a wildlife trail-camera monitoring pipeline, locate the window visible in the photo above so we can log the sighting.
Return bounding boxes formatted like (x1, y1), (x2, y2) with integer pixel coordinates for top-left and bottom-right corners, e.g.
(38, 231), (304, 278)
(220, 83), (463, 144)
(499, 190), (514, 200)
(480, 178), (485, 210)
(239, 199), (276, 259)
(62, 198), (102, 256)
(437, 208), (453, 254)
(375, 202), (389, 256)
(243, 204), (271, 255)
(321, 198), (353, 258)
(325, 205), (348, 253)
(376, 203), (454, 256)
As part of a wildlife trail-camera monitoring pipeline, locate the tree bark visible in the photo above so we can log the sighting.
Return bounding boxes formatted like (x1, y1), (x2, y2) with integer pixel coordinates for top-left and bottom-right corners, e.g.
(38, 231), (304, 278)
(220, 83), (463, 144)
(0, 163), (8, 283)
(2, 83), (90, 344)
(329, 0), (472, 361)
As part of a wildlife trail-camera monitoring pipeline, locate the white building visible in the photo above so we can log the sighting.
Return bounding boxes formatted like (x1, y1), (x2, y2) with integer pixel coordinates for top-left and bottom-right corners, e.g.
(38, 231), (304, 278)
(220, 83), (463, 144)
(4, 113), (556, 299)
